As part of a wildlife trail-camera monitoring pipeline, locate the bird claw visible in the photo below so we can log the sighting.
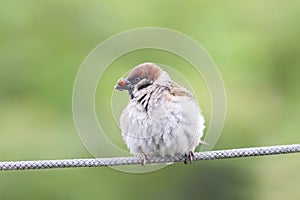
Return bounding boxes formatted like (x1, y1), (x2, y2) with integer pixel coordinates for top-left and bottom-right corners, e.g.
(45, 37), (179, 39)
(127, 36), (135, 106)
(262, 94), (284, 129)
(139, 153), (148, 166)
(184, 151), (195, 165)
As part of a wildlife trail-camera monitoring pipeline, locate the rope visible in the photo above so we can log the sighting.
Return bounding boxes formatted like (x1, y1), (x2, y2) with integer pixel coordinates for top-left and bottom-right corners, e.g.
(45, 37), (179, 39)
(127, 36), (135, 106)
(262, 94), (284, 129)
(0, 144), (299, 171)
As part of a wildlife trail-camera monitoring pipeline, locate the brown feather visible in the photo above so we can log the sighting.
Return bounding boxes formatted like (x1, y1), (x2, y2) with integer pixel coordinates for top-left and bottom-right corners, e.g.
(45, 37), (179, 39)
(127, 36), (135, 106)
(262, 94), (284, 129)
(169, 82), (193, 98)
(127, 63), (161, 82)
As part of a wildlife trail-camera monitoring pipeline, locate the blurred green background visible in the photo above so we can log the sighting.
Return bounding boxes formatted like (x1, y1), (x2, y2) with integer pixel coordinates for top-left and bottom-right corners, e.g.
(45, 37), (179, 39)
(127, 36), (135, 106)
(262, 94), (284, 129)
(1, 0), (300, 199)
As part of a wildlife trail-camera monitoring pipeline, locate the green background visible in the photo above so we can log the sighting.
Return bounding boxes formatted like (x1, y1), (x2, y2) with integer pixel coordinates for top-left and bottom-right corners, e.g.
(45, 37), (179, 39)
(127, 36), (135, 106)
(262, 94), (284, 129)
(1, 0), (300, 199)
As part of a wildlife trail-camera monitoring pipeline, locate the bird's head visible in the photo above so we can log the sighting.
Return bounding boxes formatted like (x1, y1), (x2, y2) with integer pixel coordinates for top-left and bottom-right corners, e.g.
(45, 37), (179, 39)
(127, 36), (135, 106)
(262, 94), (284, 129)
(115, 63), (170, 98)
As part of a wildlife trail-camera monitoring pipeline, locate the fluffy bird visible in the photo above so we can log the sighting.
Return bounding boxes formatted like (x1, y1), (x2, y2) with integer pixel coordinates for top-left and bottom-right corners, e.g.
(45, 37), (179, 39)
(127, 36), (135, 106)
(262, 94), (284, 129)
(115, 63), (205, 164)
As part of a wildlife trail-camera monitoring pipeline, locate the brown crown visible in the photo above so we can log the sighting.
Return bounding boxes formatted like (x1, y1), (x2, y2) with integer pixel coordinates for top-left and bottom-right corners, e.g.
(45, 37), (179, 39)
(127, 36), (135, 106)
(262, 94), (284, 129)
(127, 63), (162, 82)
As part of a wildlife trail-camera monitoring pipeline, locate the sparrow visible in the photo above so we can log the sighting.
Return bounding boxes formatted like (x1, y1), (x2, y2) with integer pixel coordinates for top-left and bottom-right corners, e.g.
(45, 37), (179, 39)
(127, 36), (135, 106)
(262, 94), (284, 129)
(115, 62), (205, 164)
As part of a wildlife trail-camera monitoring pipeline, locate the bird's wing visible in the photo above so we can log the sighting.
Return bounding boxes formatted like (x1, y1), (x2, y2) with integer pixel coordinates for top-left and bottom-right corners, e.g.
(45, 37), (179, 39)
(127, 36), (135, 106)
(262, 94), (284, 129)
(169, 82), (193, 98)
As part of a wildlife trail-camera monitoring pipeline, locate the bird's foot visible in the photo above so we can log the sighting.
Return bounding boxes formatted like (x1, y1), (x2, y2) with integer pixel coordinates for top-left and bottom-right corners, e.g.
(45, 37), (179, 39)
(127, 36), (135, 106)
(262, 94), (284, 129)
(184, 151), (195, 165)
(139, 153), (148, 166)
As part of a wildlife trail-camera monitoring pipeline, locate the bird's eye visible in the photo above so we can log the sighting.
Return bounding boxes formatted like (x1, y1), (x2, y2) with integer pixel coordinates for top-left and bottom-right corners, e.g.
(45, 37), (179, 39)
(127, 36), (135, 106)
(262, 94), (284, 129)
(135, 77), (141, 82)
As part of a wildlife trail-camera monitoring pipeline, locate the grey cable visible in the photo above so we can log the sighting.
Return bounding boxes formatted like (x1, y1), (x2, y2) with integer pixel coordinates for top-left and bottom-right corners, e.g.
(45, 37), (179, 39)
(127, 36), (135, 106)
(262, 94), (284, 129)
(0, 144), (299, 171)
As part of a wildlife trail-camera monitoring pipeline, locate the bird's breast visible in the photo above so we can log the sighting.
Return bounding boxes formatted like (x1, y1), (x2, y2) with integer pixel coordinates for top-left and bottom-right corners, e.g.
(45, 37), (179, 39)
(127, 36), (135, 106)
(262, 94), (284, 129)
(120, 92), (182, 151)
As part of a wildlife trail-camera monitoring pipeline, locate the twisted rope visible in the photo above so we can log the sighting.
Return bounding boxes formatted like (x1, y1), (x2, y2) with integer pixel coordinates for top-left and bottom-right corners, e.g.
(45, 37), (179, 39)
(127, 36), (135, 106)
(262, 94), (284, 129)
(0, 144), (299, 171)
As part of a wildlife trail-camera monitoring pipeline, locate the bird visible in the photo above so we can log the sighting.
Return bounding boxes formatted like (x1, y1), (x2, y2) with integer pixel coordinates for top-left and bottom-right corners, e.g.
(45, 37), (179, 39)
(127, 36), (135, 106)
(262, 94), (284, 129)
(115, 62), (205, 165)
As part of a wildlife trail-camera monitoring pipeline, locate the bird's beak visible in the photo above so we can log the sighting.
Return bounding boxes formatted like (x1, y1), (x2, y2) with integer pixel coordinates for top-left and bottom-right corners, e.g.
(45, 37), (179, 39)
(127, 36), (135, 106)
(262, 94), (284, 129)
(115, 78), (132, 91)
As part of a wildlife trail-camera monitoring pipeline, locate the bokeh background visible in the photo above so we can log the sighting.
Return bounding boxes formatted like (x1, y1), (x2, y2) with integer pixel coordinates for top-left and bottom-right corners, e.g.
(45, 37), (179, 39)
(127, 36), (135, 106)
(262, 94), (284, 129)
(1, 0), (300, 199)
